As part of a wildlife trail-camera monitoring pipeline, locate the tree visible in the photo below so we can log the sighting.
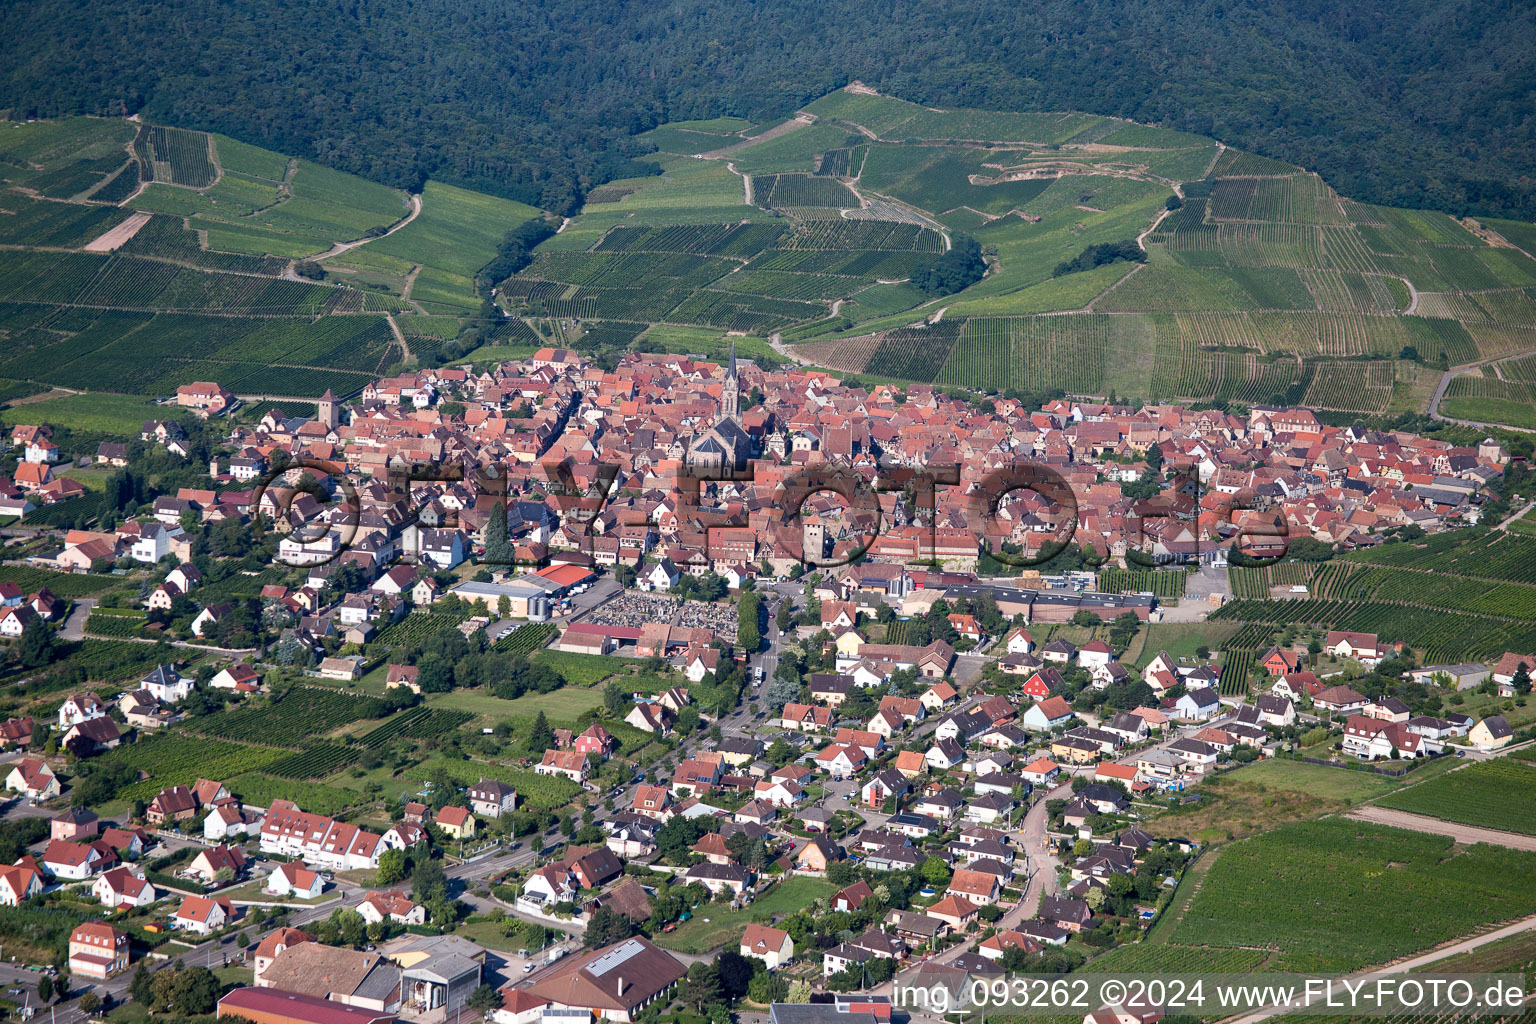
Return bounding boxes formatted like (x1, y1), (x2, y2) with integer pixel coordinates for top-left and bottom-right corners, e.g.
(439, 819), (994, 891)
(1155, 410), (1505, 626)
(79, 992), (101, 1015)
(715, 950), (753, 1000)
(376, 848), (407, 886)
(586, 906), (634, 947)
(681, 962), (722, 1012)
(129, 963), (153, 1005)
(603, 681), (629, 715)
(765, 675), (799, 712)
(37, 976), (51, 1004)
(484, 501), (513, 565)
(921, 855), (951, 886)
(737, 592), (762, 652)
(528, 711), (555, 752)
(13, 616), (55, 669)
(1514, 663), (1532, 696)
(786, 981), (814, 1004)
(467, 985), (503, 1013)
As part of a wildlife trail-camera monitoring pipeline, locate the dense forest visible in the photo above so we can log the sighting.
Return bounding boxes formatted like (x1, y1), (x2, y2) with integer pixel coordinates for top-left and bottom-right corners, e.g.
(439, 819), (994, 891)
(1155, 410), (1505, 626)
(2, 0), (1534, 218)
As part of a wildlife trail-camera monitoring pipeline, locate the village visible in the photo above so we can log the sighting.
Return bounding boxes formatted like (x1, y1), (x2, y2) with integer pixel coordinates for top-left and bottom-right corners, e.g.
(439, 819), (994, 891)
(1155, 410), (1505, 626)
(0, 346), (1532, 1024)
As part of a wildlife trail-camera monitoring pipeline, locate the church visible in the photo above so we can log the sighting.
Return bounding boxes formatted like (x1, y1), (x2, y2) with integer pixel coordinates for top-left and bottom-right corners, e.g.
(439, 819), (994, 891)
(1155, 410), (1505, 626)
(686, 344), (753, 473)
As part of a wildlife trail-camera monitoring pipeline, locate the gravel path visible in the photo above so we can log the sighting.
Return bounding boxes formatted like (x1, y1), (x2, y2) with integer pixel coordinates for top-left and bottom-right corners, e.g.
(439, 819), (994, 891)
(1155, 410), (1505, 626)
(1345, 804), (1536, 851)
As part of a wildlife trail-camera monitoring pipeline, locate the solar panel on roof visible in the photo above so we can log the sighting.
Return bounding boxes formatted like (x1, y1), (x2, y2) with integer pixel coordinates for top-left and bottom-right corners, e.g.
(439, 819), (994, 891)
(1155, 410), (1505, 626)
(586, 938), (644, 976)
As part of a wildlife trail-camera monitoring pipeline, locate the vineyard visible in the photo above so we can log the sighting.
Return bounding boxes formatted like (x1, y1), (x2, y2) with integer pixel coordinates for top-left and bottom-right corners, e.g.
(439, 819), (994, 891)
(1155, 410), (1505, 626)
(373, 610), (473, 647)
(0, 566), (118, 598)
(1217, 649), (1256, 696)
(100, 734), (286, 803)
(1309, 561), (1536, 619)
(1173, 818), (1536, 971)
(1342, 531), (1536, 585)
(492, 622), (558, 655)
(264, 743), (360, 780)
(84, 610), (149, 639)
(1210, 598), (1536, 664)
(1375, 760), (1536, 836)
(184, 688), (389, 748)
(357, 707), (475, 746)
(1227, 562), (1318, 599)
(1095, 569), (1187, 599)
(133, 125), (217, 188)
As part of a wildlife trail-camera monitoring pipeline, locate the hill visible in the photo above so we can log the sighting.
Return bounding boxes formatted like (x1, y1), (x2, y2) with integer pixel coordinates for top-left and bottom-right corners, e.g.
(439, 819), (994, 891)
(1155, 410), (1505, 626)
(0, 117), (542, 402)
(494, 90), (1536, 422)
(1, 0), (1534, 223)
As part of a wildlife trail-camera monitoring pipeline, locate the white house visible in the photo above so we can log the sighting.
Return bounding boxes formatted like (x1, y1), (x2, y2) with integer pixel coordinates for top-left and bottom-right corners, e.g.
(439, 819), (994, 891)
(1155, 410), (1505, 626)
(1173, 688), (1220, 722)
(93, 867), (157, 909)
(140, 665), (193, 703)
(355, 890), (425, 926)
(263, 861), (324, 899)
(740, 924), (794, 970)
(57, 693), (106, 729)
(172, 895), (231, 935)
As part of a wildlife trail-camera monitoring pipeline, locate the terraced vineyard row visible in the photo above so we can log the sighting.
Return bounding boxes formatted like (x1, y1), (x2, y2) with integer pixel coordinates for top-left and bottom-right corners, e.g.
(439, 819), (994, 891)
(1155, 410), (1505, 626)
(1095, 569), (1188, 599)
(1342, 531), (1536, 584)
(1210, 598), (1536, 664)
(492, 622), (559, 655)
(1218, 649), (1256, 695)
(1228, 562), (1317, 599)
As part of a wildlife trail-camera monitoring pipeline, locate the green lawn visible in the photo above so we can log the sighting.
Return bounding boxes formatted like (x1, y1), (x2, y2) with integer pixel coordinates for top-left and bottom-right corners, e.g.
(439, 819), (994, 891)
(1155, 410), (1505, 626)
(532, 648), (622, 686)
(1132, 622), (1242, 668)
(0, 392), (177, 434)
(428, 686), (603, 723)
(1225, 757), (1405, 803)
(653, 876), (837, 954)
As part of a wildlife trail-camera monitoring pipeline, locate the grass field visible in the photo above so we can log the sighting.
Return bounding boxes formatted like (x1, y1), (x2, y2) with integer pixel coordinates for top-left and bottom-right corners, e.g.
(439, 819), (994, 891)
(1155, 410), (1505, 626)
(652, 876), (837, 954)
(1374, 760), (1536, 836)
(1131, 622), (1241, 668)
(1171, 818), (1536, 970)
(427, 686), (603, 724)
(0, 392), (176, 434)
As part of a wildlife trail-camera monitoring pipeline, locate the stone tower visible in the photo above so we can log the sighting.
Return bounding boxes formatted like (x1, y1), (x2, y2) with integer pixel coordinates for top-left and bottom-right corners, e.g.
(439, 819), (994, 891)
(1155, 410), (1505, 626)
(317, 388), (338, 430)
(718, 341), (740, 422)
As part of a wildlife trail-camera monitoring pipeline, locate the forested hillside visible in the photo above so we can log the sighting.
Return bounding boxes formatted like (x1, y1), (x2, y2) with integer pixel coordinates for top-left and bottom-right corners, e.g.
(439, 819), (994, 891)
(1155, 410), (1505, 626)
(1, 0), (1533, 219)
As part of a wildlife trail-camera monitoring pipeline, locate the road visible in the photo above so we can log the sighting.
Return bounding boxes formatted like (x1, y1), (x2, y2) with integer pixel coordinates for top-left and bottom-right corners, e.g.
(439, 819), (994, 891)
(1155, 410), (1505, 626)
(1344, 805), (1536, 851)
(1428, 347), (1536, 432)
(58, 598), (95, 641)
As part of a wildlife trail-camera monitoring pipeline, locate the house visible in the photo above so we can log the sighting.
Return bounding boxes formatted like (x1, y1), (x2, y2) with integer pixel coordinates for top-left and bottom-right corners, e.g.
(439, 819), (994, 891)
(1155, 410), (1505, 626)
(209, 663), (262, 691)
(1002, 626), (1035, 655)
(833, 881), (874, 913)
(684, 861), (752, 896)
(1021, 757), (1061, 786)
(1078, 640), (1113, 670)
(626, 702), (674, 735)
(893, 750), (928, 779)
(1363, 697), (1412, 723)
(52, 806), (99, 842)
(1313, 684), (1369, 714)
(436, 806), (476, 840)
(0, 863), (41, 906)
(781, 703), (832, 732)
(925, 738), (965, 771)
(40, 839), (114, 880)
(523, 936), (686, 1023)
(204, 803), (261, 842)
(1491, 652), (1535, 691)
(1021, 696), (1075, 731)
(823, 943), (875, 978)
(1021, 668), (1065, 701)
(1172, 688), (1220, 722)
(1326, 630), (1387, 667)
(1470, 715), (1513, 751)
(357, 889), (425, 926)
(260, 800), (384, 871)
(6, 758), (59, 802)
(140, 664), (193, 703)
(265, 860), (325, 899)
(58, 693), (106, 729)
(63, 714), (122, 753)
(1259, 647), (1300, 676)
(68, 922), (128, 979)
(219, 989), (399, 1024)
(0, 716), (34, 750)
(1255, 694), (1295, 727)
(173, 895), (233, 935)
(385, 664), (423, 694)
(1409, 663), (1490, 690)
(537, 749), (589, 783)
(467, 779), (517, 819)
(796, 836), (842, 873)
(740, 923), (794, 969)
(1272, 671), (1321, 702)
(186, 844), (248, 884)
(1342, 716), (1425, 760)
(148, 785), (199, 824)
(575, 724), (616, 758)
(947, 868), (1001, 903)
(925, 894), (980, 929)
(631, 785), (673, 821)
(814, 744), (867, 776)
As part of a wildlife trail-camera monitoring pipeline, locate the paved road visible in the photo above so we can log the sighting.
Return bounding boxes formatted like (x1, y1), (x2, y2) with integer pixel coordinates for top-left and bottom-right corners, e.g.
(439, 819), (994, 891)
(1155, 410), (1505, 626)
(1345, 805), (1536, 851)
(58, 598), (95, 641)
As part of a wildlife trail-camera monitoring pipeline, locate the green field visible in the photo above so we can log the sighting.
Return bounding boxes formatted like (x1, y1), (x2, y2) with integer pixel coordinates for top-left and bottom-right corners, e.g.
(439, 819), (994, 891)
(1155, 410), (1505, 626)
(427, 686), (603, 724)
(653, 875), (838, 954)
(1375, 761), (1536, 836)
(0, 392), (176, 434)
(364, 181), (543, 312)
(1171, 818), (1536, 971)
(1225, 758), (1405, 803)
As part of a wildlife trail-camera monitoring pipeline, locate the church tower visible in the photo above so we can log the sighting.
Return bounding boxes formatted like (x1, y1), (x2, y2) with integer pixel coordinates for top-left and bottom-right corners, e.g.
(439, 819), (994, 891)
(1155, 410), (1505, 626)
(718, 342), (740, 422)
(317, 388), (339, 430)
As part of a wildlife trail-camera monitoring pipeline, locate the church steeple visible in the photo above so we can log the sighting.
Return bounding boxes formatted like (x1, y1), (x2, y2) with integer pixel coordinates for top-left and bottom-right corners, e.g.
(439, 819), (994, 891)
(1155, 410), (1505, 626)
(719, 341), (740, 421)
